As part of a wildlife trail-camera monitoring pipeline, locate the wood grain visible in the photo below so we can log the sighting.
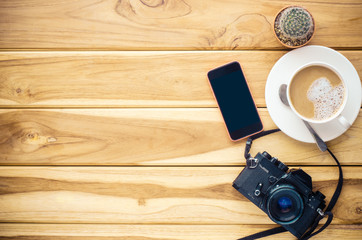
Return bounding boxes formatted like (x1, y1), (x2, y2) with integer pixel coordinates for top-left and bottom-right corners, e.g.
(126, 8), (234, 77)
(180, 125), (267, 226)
(0, 224), (361, 240)
(0, 51), (361, 107)
(0, 166), (360, 224)
(0, 108), (361, 166)
(0, 0), (361, 50)
(1, 0), (361, 238)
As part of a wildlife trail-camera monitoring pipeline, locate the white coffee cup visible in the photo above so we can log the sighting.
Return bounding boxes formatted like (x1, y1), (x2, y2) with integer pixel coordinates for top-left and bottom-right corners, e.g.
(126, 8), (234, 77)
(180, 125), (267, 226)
(286, 62), (350, 129)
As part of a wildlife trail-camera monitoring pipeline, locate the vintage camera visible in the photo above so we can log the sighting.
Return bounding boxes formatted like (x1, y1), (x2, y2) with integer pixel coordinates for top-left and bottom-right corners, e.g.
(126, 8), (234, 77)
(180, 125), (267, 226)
(233, 151), (326, 239)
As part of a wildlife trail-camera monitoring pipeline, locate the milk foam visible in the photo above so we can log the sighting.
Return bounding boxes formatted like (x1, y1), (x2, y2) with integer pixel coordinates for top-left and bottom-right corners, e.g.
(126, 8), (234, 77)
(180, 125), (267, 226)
(307, 77), (344, 120)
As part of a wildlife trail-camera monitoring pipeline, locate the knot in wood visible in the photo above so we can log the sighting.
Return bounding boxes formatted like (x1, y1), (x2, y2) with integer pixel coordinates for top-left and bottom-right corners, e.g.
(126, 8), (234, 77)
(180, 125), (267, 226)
(26, 132), (38, 140)
(140, 0), (164, 8)
(356, 207), (361, 214)
(138, 198), (146, 206)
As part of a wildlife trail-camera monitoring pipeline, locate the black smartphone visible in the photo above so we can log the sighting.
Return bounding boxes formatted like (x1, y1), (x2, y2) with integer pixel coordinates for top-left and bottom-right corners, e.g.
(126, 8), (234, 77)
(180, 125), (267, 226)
(207, 61), (263, 141)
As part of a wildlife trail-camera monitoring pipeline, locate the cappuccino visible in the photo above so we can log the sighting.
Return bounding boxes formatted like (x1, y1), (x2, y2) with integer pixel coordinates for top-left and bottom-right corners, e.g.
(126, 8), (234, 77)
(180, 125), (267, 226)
(289, 65), (345, 121)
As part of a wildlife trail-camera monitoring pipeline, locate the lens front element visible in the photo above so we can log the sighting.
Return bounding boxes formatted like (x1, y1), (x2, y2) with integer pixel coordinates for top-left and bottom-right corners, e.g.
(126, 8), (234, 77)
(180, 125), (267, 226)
(267, 185), (304, 225)
(278, 196), (293, 213)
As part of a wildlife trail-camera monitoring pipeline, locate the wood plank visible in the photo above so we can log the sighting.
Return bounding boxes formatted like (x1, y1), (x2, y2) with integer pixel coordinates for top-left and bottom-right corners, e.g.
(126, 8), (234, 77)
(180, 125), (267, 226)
(0, 108), (361, 166)
(0, 0), (361, 50)
(1, 108), (361, 166)
(0, 224), (361, 240)
(0, 51), (361, 107)
(0, 166), (360, 224)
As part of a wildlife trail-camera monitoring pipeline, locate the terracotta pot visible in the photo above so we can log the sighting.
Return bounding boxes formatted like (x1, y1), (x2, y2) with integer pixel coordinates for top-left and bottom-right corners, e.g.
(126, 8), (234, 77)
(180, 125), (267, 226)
(273, 6), (315, 49)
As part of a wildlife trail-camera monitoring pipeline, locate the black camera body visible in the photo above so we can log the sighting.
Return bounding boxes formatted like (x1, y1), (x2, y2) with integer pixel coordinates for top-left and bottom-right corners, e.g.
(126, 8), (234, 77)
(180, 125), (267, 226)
(233, 151), (326, 239)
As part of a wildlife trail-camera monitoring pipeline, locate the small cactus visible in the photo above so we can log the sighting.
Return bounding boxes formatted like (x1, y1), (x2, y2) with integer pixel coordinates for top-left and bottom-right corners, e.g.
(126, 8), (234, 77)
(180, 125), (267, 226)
(274, 6), (315, 47)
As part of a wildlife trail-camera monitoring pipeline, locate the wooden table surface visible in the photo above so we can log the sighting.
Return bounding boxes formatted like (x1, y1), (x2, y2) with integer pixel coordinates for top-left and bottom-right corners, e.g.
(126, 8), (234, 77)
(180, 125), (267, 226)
(0, 0), (361, 239)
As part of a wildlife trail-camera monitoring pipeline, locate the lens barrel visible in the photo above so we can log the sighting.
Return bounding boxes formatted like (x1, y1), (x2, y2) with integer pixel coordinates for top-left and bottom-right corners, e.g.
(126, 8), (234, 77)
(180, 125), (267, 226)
(266, 185), (303, 225)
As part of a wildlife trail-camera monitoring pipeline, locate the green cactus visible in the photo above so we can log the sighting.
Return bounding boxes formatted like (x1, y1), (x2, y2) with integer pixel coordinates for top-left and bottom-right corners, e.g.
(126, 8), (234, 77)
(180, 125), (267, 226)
(274, 6), (314, 47)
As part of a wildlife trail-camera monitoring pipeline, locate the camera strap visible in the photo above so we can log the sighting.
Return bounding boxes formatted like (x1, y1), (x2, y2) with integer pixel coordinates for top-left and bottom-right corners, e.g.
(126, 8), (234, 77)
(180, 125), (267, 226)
(238, 129), (343, 240)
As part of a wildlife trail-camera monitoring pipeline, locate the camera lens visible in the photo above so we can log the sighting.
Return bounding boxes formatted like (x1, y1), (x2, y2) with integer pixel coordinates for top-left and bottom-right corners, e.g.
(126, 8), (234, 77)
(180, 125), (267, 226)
(267, 185), (303, 225)
(277, 196), (292, 213)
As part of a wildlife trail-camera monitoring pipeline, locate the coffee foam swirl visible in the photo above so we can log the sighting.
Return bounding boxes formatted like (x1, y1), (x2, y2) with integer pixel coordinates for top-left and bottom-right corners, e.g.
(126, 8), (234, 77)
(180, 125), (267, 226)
(307, 77), (344, 120)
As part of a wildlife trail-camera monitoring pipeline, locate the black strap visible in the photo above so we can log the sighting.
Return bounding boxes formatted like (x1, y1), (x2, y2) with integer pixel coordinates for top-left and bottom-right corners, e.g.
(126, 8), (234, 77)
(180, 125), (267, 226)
(237, 226), (286, 240)
(301, 212), (333, 240)
(239, 129), (343, 240)
(300, 148), (343, 239)
(325, 148), (343, 212)
(244, 129), (280, 160)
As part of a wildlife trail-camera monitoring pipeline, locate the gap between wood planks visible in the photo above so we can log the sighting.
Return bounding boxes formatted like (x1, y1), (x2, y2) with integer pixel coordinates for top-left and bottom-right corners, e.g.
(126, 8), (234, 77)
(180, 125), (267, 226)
(1, 47), (362, 51)
(0, 164), (358, 167)
(0, 224), (360, 240)
(0, 106), (263, 109)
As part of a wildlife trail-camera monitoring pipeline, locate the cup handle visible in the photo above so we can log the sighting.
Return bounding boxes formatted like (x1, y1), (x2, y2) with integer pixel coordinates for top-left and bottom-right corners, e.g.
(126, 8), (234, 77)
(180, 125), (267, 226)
(337, 115), (351, 130)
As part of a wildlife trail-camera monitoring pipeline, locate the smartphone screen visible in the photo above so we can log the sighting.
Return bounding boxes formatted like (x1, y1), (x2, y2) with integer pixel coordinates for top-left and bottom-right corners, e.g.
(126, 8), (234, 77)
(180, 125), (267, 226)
(207, 62), (263, 141)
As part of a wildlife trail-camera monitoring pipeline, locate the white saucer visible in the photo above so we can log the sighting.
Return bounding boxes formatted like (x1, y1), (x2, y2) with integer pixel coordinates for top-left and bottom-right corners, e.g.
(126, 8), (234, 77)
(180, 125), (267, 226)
(265, 45), (361, 143)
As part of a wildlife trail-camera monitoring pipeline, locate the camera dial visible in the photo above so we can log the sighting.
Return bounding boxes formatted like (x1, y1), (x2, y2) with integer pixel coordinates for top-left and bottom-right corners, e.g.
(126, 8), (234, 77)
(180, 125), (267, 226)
(262, 151), (272, 160)
(270, 157), (280, 165)
(278, 162), (289, 172)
